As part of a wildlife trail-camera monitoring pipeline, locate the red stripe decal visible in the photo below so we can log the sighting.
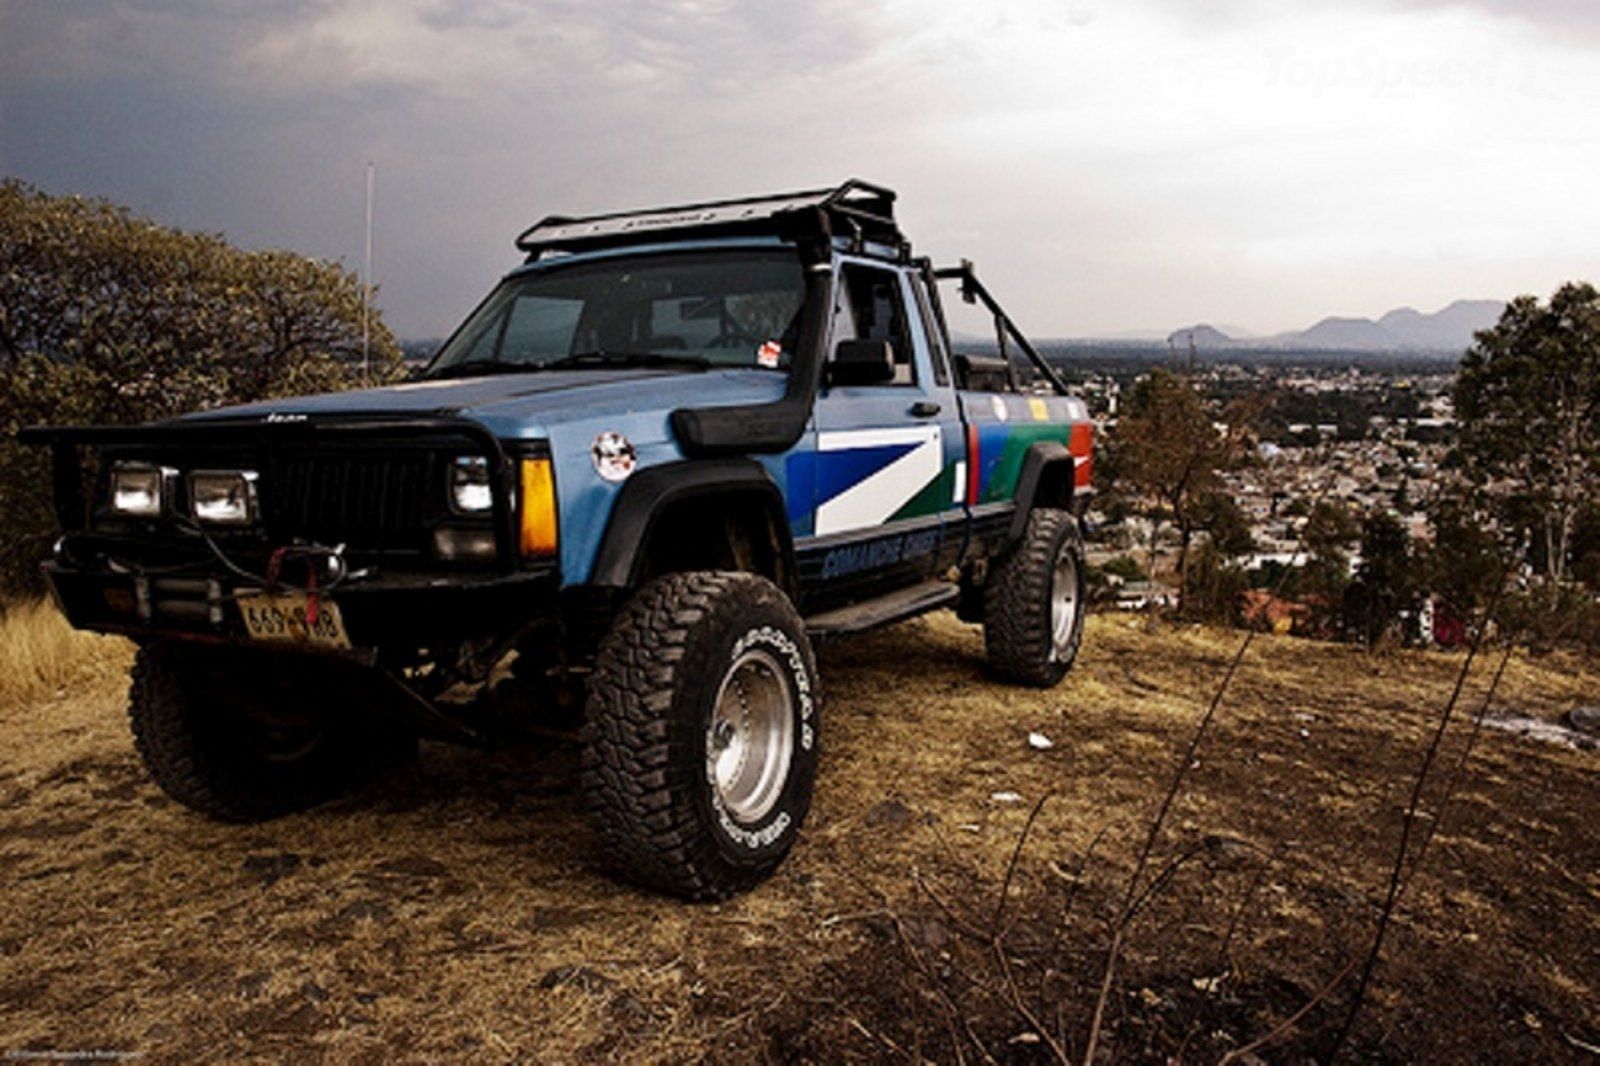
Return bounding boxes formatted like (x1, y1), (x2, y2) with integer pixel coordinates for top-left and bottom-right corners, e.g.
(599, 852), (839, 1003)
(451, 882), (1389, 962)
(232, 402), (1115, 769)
(966, 423), (981, 505)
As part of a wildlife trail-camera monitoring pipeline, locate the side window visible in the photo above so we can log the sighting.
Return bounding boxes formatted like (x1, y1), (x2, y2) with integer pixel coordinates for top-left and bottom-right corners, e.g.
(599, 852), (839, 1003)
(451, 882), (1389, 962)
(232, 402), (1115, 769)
(832, 265), (915, 386)
(911, 276), (951, 387)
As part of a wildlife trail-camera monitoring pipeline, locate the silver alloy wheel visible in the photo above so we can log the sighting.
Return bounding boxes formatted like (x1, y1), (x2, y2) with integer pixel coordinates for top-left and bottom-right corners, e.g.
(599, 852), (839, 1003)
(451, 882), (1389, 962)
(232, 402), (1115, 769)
(1049, 546), (1082, 661)
(706, 647), (795, 825)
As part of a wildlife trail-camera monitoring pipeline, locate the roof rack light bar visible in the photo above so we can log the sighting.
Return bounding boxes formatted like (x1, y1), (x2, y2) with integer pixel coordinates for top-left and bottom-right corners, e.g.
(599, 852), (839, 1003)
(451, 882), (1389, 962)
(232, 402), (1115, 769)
(514, 179), (903, 256)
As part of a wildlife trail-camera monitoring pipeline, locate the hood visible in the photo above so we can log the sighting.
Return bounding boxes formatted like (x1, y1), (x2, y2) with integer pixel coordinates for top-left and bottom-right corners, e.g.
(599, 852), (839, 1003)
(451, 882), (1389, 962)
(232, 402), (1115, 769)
(185, 368), (673, 418)
(176, 367), (789, 441)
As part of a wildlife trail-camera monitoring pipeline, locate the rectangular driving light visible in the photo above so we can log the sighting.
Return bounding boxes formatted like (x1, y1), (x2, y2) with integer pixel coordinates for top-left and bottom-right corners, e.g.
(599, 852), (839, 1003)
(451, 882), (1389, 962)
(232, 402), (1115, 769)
(519, 458), (558, 558)
(433, 527), (498, 561)
(109, 462), (174, 518)
(187, 470), (259, 526)
(449, 455), (493, 514)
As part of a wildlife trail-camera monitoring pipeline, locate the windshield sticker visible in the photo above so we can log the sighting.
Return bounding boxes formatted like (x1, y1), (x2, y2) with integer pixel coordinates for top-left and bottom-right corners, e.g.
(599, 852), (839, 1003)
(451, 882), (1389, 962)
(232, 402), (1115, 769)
(756, 340), (782, 369)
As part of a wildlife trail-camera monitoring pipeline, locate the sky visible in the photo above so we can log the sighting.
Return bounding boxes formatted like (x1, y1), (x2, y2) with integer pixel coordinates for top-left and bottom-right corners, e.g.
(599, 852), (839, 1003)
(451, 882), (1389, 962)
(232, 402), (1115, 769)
(2, 0), (1597, 341)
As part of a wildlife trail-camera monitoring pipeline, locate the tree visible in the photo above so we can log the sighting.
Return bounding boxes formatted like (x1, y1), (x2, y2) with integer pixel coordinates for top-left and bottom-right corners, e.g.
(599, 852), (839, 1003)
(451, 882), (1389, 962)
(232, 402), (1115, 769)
(1299, 500), (1358, 590)
(0, 179), (403, 592)
(1295, 500), (1359, 633)
(1423, 495), (1503, 618)
(1101, 368), (1251, 611)
(1454, 282), (1600, 598)
(1572, 502), (1600, 588)
(1100, 555), (1147, 583)
(1344, 510), (1416, 648)
(1179, 493), (1254, 623)
(1193, 491), (1254, 558)
(1183, 541), (1251, 625)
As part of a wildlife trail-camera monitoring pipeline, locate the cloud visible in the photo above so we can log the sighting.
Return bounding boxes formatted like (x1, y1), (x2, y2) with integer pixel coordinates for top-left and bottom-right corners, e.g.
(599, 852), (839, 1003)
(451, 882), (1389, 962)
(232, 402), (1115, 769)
(1, 0), (1597, 339)
(418, 0), (526, 32)
(1389, 0), (1600, 37)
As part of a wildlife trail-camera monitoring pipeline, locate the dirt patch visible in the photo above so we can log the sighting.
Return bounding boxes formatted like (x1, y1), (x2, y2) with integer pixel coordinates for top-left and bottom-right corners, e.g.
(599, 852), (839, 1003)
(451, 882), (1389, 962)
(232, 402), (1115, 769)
(1483, 712), (1599, 752)
(0, 614), (1596, 1061)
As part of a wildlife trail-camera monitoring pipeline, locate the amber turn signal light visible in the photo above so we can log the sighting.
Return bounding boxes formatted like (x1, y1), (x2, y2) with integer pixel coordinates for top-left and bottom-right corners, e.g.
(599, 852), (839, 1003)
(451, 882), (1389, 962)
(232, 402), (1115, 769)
(519, 458), (558, 557)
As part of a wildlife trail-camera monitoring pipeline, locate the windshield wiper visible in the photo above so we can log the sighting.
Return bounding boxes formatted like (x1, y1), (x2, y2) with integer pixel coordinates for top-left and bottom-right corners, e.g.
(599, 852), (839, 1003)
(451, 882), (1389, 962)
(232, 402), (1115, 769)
(429, 350), (712, 379)
(426, 359), (532, 380)
(542, 350), (711, 372)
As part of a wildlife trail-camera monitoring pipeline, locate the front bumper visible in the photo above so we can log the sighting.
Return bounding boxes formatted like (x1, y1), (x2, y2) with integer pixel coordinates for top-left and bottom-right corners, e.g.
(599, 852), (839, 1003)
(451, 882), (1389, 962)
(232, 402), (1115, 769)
(25, 413), (562, 652)
(45, 557), (561, 652)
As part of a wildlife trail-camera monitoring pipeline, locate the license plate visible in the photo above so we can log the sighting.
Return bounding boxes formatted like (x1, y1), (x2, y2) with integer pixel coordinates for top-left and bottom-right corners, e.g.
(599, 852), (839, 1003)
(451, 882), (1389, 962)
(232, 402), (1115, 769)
(237, 592), (351, 649)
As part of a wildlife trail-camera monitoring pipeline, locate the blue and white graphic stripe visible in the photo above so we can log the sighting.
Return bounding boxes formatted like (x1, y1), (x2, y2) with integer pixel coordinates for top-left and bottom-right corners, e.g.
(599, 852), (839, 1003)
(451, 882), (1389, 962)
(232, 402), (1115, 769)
(813, 426), (942, 536)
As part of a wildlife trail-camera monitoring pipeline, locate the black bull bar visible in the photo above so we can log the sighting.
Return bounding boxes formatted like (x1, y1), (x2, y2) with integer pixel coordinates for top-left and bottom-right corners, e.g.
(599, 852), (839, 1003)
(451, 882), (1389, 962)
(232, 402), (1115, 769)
(19, 414), (525, 573)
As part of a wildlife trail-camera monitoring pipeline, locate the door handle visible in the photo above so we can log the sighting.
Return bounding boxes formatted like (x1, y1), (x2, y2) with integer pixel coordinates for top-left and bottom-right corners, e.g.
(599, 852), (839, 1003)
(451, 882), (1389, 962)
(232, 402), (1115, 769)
(910, 401), (941, 418)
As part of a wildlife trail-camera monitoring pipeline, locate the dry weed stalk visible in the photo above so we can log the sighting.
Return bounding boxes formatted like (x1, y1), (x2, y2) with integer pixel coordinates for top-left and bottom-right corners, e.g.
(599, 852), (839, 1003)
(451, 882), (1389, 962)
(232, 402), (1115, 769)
(1327, 578), (1510, 1057)
(1078, 447), (1347, 1065)
(1080, 604), (1273, 1065)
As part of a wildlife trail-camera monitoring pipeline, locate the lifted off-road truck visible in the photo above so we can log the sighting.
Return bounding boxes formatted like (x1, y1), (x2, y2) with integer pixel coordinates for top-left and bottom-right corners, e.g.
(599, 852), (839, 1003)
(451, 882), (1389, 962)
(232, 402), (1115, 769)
(24, 181), (1094, 899)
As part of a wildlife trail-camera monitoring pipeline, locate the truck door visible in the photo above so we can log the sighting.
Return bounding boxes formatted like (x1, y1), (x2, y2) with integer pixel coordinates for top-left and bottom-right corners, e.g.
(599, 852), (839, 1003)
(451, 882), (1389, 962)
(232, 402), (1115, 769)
(804, 260), (965, 600)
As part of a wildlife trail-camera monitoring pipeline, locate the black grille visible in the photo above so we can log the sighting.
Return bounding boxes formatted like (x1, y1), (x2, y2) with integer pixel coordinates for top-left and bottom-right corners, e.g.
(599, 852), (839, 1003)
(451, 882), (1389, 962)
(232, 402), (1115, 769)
(265, 452), (435, 553)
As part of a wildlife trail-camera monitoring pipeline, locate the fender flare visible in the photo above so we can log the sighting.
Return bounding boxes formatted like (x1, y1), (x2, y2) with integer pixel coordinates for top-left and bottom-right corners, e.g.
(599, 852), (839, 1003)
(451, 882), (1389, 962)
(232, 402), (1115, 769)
(1007, 441), (1080, 543)
(590, 458), (796, 591)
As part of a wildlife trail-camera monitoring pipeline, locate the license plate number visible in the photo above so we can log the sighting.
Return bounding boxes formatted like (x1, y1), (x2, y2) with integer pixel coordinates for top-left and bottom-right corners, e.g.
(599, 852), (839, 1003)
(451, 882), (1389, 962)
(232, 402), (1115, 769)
(237, 592), (351, 649)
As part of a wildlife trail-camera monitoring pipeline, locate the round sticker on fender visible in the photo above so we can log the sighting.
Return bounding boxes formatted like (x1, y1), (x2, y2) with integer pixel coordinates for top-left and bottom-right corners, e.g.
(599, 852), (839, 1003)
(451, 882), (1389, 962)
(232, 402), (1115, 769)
(592, 431), (637, 482)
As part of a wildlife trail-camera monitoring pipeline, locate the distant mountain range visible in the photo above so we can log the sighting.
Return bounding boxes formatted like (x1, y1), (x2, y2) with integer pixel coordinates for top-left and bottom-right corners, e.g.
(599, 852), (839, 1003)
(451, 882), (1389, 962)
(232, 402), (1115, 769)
(1163, 300), (1504, 353)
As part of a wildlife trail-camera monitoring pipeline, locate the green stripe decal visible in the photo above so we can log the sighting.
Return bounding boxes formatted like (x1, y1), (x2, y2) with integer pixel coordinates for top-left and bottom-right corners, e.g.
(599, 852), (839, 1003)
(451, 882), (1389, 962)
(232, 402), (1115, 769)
(980, 424), (1071, 504)
(888, 462), (957, 523)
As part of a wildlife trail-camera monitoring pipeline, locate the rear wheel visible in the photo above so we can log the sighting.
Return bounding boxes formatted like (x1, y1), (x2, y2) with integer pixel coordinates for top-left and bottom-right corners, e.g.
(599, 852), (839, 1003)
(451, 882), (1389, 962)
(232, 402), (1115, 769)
(983, 508), (1086, 687)
(129, 643), (413, 822)
(580, 571), (819, 900)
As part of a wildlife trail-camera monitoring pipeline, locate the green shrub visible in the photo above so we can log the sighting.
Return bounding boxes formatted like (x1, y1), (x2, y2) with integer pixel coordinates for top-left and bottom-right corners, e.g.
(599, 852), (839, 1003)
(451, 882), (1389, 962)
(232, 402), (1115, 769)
(0, 180), (403, 593)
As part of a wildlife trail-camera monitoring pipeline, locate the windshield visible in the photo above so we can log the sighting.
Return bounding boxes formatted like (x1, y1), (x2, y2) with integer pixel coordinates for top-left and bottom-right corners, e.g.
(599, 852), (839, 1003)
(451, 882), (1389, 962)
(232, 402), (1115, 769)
(428, 249), (806, 376)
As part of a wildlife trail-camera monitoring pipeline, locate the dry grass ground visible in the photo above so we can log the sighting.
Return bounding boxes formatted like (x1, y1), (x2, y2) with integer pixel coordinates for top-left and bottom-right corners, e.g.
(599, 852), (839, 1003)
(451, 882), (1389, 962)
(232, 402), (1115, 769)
(1, 607), (1596, 1062)
(0, 598), (132, 707)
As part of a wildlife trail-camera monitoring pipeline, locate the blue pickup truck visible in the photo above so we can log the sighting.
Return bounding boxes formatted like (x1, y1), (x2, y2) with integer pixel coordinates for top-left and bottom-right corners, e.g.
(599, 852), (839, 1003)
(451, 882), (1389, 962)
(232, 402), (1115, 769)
(24, 181), (1094, 898)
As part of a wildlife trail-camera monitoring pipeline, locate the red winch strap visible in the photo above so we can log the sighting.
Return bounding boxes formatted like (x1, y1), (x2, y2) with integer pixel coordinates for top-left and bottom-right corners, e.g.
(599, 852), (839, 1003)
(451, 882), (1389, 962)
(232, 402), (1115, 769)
(264, 547), (287, 593)
(306, 564), (319, 626)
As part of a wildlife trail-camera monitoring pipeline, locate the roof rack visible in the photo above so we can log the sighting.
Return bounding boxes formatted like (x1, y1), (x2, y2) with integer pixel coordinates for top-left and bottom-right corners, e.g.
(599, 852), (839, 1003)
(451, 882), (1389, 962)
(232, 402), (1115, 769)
(515, 179), (904, 258)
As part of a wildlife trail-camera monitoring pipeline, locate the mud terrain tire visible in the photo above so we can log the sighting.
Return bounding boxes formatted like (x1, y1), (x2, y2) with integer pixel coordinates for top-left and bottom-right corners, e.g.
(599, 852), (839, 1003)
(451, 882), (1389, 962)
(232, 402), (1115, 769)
(580, 571), (820, 900)
(129, 643), (411, 822)
(984, 508), (1086, 687)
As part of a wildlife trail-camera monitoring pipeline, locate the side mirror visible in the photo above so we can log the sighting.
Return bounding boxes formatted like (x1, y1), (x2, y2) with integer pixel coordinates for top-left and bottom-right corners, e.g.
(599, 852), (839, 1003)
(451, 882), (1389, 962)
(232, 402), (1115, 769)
(829, 339), (896, 387)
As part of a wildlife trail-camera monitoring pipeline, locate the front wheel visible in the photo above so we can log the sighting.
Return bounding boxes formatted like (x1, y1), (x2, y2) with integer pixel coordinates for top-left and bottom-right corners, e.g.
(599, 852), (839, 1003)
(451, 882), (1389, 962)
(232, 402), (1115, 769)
(580, 571), (820, 900)
(983, 508), (1087, 687)
(129, 643), (414, 822)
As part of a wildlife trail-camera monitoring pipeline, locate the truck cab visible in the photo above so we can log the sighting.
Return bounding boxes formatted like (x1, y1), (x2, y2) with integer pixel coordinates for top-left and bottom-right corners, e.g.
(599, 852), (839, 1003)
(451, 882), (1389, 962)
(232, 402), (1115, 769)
(24, 181), (1093, 898)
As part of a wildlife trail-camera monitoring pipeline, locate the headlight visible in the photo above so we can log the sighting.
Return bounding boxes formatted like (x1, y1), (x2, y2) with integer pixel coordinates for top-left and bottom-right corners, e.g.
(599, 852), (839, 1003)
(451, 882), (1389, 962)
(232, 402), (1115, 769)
(449, 455), (493, 514)
(109, 462), (174, 518)
(188, 470), (258, 526)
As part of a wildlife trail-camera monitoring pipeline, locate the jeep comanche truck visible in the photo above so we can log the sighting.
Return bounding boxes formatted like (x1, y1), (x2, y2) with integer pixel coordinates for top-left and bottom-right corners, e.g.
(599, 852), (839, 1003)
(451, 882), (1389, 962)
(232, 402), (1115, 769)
(23, 181), (1094, 899)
